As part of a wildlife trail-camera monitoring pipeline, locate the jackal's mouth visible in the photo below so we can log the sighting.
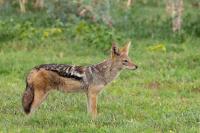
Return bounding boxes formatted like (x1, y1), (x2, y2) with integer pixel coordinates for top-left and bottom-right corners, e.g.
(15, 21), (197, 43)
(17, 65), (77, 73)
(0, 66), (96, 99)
(129, 65), (138, 70)
(134, 65), (138, 70)
(125, 65), (138, 70)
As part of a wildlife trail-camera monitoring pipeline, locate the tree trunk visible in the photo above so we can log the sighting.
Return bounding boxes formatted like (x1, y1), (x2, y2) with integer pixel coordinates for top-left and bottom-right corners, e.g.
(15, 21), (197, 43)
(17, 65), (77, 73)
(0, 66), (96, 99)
(166, 0), (184, 32)
(34, 0), (44, 9)
(0, 0), (4, 5)
(19, 0), (27, 13)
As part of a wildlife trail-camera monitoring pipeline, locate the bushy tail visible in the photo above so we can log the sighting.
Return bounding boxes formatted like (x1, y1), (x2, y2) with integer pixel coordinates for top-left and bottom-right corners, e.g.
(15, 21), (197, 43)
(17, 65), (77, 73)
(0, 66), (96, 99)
(22, 83), (34, 114)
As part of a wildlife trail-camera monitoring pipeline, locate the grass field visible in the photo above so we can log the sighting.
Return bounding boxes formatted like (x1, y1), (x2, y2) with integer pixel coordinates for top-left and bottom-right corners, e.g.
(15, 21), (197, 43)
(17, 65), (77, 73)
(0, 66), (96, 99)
(0, 38), (200, 132)
(0, 0), (200, 132)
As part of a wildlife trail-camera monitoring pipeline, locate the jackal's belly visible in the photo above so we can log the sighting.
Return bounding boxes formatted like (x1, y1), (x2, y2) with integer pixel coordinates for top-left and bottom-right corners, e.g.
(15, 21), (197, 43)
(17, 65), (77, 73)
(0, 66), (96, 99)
(58, 77), (84, 92)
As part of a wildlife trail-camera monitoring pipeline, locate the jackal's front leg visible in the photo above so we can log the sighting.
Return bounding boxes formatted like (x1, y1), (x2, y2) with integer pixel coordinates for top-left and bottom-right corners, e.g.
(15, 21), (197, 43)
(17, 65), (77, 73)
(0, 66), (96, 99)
(87, 91), (98, 119)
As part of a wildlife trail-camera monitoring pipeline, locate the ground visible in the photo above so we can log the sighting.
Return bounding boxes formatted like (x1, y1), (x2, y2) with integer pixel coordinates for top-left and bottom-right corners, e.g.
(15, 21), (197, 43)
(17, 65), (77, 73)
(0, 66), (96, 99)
(0, 38), (200, 132)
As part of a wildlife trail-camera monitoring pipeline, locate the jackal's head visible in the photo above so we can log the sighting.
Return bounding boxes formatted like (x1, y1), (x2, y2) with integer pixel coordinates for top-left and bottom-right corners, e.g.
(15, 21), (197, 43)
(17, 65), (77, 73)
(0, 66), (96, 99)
(111, 41), (138, 70)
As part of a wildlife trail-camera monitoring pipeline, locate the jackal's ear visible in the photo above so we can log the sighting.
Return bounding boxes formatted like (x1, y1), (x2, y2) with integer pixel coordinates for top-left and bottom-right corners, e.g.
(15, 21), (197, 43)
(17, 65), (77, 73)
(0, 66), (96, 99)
(111, 42), (120, 58)
(121, 41), (131, 55)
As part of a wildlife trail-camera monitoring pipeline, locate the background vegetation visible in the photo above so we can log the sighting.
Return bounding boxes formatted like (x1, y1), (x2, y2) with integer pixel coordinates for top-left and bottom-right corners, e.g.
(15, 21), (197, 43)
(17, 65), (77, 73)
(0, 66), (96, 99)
(0, 0), (200, 132)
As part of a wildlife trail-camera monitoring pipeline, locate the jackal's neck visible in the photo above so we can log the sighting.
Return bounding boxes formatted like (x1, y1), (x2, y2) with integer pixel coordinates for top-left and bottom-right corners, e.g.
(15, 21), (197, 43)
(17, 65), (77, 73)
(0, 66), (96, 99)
(91, 58), (122, 84)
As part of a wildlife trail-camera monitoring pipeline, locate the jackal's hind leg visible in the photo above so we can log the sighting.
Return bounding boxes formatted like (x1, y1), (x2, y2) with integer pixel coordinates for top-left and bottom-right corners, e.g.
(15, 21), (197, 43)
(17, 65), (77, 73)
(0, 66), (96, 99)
(30, 89), (48, 113)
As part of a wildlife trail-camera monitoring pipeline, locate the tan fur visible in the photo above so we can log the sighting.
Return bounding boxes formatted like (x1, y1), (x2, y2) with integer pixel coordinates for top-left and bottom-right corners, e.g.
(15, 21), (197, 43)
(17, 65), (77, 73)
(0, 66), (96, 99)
(22, 41), (138, 119)
(24, 69), (83, 113)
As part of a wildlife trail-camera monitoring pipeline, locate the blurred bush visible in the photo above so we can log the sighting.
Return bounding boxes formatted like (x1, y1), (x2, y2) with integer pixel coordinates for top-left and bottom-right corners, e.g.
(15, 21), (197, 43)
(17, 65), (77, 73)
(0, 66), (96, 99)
(0, 0), (199, 50)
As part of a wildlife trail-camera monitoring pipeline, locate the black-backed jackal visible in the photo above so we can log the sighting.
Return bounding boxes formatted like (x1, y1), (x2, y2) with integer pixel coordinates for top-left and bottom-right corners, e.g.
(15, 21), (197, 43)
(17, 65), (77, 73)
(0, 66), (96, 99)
(22, 41), (138, 119)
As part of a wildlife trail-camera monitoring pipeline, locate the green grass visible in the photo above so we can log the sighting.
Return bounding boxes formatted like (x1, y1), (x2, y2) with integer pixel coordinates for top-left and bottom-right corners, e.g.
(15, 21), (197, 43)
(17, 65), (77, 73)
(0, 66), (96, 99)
(0, 37), (200, 132)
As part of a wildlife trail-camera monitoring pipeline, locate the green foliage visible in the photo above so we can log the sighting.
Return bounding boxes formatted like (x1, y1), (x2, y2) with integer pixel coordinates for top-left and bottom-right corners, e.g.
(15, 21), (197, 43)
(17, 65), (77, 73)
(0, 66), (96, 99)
(45, 0), (78, 22)
(69, 21), (122, 51)
(0, 18), (121, 51)
(0, 0), (199, 47)
(183, 12), (200, 37)
(0, 14), (63, 43)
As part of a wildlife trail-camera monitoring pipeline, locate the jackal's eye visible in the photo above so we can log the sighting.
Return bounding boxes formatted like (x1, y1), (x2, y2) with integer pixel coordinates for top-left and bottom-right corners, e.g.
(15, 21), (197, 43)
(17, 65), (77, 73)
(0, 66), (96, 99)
(123, 59), (128, 63)
(122, 59), (129, 65)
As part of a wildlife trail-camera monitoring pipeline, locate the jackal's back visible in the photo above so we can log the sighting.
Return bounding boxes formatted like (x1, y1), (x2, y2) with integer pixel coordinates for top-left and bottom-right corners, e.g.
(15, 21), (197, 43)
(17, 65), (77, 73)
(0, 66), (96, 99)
(35, 64), (85, 81)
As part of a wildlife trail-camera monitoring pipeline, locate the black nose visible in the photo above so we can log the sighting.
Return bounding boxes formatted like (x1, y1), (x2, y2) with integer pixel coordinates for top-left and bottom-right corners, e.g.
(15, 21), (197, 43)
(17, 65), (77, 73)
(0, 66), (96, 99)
(135, 65), (138, 69)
